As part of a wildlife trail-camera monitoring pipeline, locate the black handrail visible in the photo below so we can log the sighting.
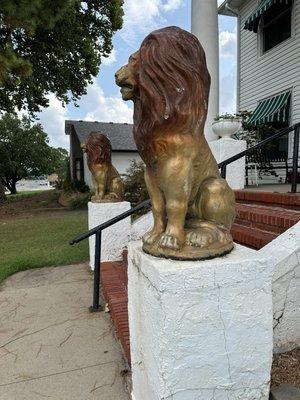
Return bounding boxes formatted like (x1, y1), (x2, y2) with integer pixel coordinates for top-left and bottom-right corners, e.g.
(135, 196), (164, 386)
(70, 123), (300, 311)
(70, 199), (151, 245)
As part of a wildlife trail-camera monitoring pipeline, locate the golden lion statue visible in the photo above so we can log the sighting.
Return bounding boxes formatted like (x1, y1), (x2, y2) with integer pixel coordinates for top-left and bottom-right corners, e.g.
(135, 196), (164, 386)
(81, 132), (124, 202)
(115, 26), (235, 260)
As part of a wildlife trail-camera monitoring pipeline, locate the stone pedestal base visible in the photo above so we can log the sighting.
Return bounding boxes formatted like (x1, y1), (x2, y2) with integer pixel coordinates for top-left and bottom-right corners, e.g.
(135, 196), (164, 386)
(210, 138), (247, 190)
(88, 201), (130, 269)
(128, 241), (273, 400)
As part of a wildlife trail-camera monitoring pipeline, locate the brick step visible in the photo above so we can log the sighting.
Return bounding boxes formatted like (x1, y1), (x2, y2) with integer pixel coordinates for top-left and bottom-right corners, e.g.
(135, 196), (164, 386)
(234, 190), (300, 210)
(235, 203), (300, 234)
(101, 260), (130, 363)
(231, 223), (278, 249)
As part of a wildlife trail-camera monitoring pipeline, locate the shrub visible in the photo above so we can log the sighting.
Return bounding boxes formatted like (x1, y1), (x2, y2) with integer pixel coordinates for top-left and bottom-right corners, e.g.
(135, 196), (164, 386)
(69, 193), (91, 209)
(124, 160), (148, 205)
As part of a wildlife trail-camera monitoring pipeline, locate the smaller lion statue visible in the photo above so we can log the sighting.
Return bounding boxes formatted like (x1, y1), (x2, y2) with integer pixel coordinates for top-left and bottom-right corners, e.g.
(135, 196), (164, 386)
(81, 132), (124, 202)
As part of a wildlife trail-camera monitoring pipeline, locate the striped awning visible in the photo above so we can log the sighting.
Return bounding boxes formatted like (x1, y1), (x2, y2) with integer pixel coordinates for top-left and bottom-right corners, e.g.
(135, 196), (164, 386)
(248, 91), (291, 125)
(244, 0), (292, 32)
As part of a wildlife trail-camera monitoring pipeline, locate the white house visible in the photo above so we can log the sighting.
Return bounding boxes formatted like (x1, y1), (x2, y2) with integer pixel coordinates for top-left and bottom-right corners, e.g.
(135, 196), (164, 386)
(219, 0), (300, 179)
(65, 120), (141, 188)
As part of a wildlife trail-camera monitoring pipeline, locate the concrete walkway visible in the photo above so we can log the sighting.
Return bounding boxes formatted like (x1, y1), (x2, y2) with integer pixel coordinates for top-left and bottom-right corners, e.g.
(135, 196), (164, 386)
(0, 264), (130, 400)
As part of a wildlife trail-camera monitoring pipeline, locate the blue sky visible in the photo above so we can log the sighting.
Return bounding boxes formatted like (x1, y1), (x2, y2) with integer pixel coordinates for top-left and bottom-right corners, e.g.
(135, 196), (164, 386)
(38, 0), (237, 149)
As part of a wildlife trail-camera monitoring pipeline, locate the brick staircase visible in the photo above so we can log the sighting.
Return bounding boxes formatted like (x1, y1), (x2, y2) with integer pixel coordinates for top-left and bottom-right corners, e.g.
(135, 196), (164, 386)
(232, 191), (300, 249)
(101, 252), (130, 363)
(101, 190), (300, 363)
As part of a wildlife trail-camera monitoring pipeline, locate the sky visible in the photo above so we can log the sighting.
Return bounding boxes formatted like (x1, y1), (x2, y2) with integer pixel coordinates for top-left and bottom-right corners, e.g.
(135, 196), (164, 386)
(37, 0), (237, 150)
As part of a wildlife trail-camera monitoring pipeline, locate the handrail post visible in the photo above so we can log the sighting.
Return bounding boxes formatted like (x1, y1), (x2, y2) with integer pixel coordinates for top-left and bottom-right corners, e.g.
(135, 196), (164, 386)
(291, 126), (300, 193)
(90, 230), (102, 312)
(221, 165), (227, 179)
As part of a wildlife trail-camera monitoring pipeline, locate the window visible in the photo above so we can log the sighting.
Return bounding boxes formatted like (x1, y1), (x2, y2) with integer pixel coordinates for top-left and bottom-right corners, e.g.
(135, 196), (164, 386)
(75, 158), (83, 182)
(262, 2), (292, 52)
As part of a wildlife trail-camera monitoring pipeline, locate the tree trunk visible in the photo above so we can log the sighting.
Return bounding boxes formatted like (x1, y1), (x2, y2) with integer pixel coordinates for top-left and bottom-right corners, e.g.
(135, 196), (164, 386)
(10, 181), (17, 194)
(0, 178), (5, 201)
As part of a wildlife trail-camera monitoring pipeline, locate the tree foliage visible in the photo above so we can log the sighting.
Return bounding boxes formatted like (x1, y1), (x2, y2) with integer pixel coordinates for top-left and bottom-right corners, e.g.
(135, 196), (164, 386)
(0, 113), (68, 193)
(124, 160), (148, 205)
(0, 0), (123, 113)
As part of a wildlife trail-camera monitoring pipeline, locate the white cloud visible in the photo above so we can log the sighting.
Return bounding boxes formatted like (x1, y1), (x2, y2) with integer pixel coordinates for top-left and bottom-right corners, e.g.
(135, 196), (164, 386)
(120, 0), (184, 44)
(102, 48), (117, 66)
(219, 30), (237, 59)
(162, 0), (183, 12)
(37, 94), (69, 149)
(220, 69), (237, 114)
(35, 80), (133, 150)
(80, 79), (133, 124)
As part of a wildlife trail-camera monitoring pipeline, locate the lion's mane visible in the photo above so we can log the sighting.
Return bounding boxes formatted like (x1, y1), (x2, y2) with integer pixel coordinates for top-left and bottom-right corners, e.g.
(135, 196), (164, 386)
(85, 132), (112, 165)
(133, 26), (211, 163)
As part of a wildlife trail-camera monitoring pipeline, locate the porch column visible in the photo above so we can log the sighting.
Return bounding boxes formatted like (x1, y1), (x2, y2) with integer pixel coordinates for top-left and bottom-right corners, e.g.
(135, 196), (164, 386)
(191, 0), (219, 141)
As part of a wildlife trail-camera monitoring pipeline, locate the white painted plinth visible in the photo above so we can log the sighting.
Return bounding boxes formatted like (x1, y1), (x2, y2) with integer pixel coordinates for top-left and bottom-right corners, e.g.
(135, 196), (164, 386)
(259, 221), (300, 353)
(128, 242), (273, 400)
(210, 138), (247, 190)
(88, 201), (131, 269)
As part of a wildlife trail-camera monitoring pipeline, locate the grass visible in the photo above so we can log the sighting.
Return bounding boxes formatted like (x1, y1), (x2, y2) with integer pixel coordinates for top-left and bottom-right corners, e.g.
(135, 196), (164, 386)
(0, 211), (89, 282)
(5, 190), (55, 203)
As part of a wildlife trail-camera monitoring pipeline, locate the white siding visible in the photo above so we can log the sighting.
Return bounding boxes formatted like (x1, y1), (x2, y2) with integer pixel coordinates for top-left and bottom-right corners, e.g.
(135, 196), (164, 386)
(238, 0), (300, 129)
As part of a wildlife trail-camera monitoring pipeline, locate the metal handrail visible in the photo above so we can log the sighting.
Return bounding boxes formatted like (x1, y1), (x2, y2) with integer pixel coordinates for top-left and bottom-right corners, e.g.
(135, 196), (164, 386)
(70, 199), (151, 245)
(219, 123), (300, 193)
(70, 123), (300, 311)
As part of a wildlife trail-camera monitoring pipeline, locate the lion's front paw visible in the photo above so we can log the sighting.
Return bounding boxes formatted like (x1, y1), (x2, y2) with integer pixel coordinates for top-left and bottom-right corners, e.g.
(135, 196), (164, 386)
(143, 230), (161, 245)
(91, 194), (104, 202)
(104, 193), (119, 201)
(186, 224), (232, 248)
(158, 234), (182, 250)
(185, 229), (214, 248)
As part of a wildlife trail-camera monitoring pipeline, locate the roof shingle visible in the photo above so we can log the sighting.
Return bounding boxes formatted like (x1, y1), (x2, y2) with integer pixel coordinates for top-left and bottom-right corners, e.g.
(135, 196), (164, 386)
(65, 120), (136, 151)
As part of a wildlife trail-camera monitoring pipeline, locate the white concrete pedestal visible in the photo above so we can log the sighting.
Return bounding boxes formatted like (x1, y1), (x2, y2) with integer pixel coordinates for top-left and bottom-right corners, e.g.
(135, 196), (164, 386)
(88, 201), (130, 269)
(128, 242), (273, 400)
(210, 138), (247, 190)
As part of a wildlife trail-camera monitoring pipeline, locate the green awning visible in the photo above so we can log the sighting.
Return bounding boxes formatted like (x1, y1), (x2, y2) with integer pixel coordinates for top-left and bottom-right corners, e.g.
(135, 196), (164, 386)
(244, 0), (291, 32)
(248, 91), (291, 125)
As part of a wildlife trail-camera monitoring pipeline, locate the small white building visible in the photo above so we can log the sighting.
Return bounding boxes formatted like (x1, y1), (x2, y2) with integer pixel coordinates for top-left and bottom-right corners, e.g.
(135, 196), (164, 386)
(65, 120), (141, 188)
(219, 0), (300, 168)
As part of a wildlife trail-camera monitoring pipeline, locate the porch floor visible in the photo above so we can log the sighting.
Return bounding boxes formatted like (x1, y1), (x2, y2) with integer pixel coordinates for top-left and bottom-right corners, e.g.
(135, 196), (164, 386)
(244, 184), (300, 193)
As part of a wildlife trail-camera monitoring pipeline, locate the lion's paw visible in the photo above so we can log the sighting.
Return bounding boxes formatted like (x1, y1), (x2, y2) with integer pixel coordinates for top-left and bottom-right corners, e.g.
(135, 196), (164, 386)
(143, 231), (161, 246)
(186, 225), (231, 248)
(91, 194), (104, 202)
(158, 234), (182, 250)
(185, 229), (214, 248)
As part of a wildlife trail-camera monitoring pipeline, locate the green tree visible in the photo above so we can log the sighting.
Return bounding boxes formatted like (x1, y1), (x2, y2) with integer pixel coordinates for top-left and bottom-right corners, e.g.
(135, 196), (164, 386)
(0, 0), (123, 114)
(124, 160), (148, 205)
(0, 113), (63, 194)
(49, 146), (69, 181)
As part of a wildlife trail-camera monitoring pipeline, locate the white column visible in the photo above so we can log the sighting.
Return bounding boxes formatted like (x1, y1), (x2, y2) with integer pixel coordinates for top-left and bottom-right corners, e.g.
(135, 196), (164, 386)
(191, 0), (219, 141)
(88, 201), (131, 269)
(128, 241), (273, 400)
(210, 138), (247, 190)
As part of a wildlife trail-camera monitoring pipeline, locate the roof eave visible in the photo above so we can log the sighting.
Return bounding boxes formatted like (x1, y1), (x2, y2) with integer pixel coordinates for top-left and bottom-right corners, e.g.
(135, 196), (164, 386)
(218, 0), (246, 16)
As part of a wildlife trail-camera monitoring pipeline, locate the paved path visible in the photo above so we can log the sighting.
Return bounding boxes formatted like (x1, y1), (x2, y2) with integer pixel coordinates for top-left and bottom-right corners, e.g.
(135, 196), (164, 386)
(0, 264), (130, 400)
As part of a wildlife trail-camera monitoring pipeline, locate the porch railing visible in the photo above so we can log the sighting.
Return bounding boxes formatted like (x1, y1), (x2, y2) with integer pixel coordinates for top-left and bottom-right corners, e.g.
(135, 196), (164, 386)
(70, 123), (300, 311)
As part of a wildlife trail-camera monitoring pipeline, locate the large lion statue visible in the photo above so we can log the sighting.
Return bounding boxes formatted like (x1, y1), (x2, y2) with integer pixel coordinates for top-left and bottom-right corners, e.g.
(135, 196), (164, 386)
(115, 26), (236, 260)
(81, 132), (124, 202)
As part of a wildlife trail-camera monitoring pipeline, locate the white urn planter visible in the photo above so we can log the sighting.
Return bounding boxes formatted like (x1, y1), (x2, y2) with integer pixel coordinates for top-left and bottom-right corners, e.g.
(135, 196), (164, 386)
(212, 118), (242, 139)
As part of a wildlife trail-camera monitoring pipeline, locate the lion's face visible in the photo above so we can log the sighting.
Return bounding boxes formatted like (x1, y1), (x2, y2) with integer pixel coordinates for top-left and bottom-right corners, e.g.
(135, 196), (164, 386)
(115, 51), (139, 101)
(82, 132), (112, 164)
